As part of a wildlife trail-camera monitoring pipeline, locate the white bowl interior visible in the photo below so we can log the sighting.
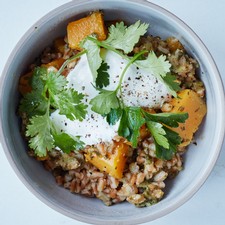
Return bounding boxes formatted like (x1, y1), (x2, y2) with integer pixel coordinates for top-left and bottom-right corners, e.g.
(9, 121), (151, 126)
(0, 0), (224, 224)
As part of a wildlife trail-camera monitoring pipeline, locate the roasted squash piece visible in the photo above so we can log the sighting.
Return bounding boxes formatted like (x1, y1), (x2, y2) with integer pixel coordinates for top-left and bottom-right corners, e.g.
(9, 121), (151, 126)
(170, 89), (207, 146)
(18, 71), (33, 95)
(85, 141), (129, 179)
(42, 58), (65, 70)
(67, 11), (107, 50)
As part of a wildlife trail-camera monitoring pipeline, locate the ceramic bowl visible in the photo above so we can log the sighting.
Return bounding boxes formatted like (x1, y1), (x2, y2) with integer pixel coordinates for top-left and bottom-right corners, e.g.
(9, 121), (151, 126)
(1, 0), (224, 224)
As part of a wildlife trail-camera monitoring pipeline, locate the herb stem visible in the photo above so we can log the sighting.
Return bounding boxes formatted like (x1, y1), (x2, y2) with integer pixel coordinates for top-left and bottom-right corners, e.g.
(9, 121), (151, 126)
(58, 50), (87, 74)
(86, 36), (126, 59)
(115, 50), (148, 93)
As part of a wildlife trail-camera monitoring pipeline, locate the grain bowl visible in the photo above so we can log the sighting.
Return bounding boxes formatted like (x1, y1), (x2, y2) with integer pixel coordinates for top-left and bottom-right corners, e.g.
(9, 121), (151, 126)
(0, 0), (224, 224)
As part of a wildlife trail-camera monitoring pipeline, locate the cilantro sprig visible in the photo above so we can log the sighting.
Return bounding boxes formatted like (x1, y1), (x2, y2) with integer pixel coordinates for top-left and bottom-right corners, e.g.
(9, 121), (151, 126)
(19, 67), (87, 156)
(117, 107), (188, 160)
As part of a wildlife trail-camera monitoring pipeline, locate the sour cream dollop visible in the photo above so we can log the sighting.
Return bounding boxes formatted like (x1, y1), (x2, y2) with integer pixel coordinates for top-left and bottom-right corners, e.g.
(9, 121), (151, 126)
(51, 50), (171, 146)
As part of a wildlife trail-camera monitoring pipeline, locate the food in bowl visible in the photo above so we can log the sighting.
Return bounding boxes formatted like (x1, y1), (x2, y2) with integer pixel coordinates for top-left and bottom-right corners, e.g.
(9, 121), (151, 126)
(18, 11), (206, 207)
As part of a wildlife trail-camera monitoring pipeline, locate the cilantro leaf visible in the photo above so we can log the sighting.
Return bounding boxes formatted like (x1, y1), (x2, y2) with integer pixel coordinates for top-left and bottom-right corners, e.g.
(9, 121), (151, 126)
(103, 21), (149, 54)
(31, 67), (47, 92)
(52, 88), (87, 121)
(26, 111), (54, 157)
(19, 90), (48, 117)
(96, 61), (110, 88)
(44, 71), (67, 94)
(106, 107), (123, 125)
(154, 127), (181, 160)
(162, 73), (181, 96)
(143, 111), (188, 128)
(118, 107), (145, 147)
(143, 110), (187, 160)
(135, 51), (171, 78)
(81, 37), (102, 81)
(146, 121), (169, 149)
(90, 89), (120, 115)
(135, 52), (179, 96)
(53, 133), (84, 153)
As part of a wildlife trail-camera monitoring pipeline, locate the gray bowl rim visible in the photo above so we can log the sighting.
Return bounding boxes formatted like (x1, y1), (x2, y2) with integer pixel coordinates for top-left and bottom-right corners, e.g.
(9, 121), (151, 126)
(0, 0), (225, 224)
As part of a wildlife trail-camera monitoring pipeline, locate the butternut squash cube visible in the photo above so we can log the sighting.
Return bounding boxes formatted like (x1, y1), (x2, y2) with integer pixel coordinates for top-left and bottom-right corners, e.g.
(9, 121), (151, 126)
(67, 12), (107, 50)
(85, 141), (129, 179)
(170, 89), (207, 146)
(42, 58), (65, 70)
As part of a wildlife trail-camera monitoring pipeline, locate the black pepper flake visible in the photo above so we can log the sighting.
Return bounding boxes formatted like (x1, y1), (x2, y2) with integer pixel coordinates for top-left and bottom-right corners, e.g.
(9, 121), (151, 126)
(135, 76), (142, 80)
(128, 77), (131, 81)
(82, 86), (85, 90)
(65, 123), (67, 126)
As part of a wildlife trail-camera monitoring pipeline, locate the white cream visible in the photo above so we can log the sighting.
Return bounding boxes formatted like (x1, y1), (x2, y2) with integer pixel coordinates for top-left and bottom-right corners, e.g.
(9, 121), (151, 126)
(51, 51), (171, 146)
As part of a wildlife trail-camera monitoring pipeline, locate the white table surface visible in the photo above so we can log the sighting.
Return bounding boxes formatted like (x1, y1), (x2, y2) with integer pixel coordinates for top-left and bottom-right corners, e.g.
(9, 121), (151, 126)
(1, 0), (225, 224)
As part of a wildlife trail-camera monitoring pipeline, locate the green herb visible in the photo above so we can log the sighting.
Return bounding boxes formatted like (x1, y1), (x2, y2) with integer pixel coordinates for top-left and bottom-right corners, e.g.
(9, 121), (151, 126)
(116, 106), (188, 159)
(144, 110), (188, 159)
(19, 90), (48, 117)
(96, 61), (110, 88)
(53, 132), (84, 154)
(118, 107), (145, 147)
(162, 73), (181, 96)
(90, 89), (120, 115)
(81, 37), (102, 81)
(20, 67), (87, 156)
(146, 121), (169, 149)
(106, 108), (123, 125)
(103, 21), (149, 54)
(26, 109), (54, 157)
(153, 127), (181, 160)
(135, 51), (171, 77)
(142, 111), (188, 128)
(135, 51), (178, 97)
(51, 89), (87, 121)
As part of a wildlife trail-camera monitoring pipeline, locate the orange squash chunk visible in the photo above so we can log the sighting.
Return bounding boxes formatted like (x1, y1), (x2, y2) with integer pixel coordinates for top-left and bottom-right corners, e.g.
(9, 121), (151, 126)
(42, 58), (65, 70)
(170, 89), (207, 146)
(67, 12), (107, 50)
(85, 141), (129, 179)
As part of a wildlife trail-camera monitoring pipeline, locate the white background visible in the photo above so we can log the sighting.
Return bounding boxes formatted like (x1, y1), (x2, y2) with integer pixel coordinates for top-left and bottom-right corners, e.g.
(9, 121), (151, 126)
(1, 0), (225, 224)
